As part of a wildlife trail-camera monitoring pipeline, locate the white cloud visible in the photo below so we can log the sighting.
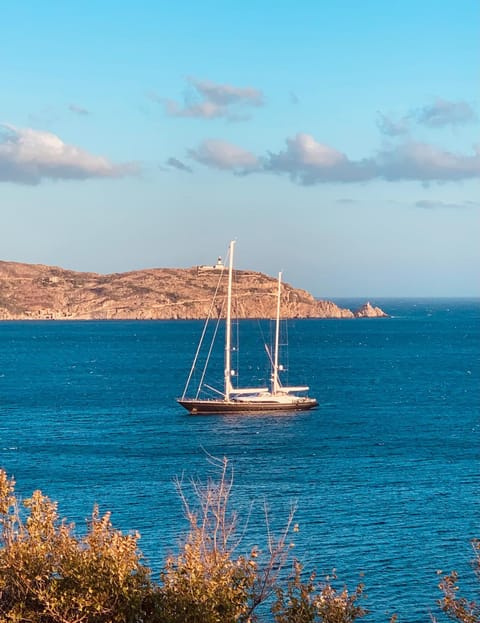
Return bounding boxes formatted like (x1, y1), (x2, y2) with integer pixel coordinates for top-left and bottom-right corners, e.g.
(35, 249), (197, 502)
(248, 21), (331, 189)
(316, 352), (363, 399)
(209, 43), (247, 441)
(413, 98), (477, 127)
(191, 78), (263, 107)
(377, 98), (478, 137)
(164, 98), (224, 119)
(376, 112), (410, 136)
(69, 103), (90, 116)
(289, 91), (300, 105)
(336, 198), (357, 204)
(0, 124), (138, 185)
(157, 77), (264, 121)
(415, 199), (480, 210)
(187, 132), (480, 185)
(188, 139), (258, 171)
(166, 157), (193, 173)
(264, 133), (375, 184)
(378, 141), (480, 181)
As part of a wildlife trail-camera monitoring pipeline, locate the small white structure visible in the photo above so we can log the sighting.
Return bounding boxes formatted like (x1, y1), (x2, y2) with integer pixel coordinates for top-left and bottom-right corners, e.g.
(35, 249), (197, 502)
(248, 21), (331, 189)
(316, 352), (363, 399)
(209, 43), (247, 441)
(197, 256), (225, 272)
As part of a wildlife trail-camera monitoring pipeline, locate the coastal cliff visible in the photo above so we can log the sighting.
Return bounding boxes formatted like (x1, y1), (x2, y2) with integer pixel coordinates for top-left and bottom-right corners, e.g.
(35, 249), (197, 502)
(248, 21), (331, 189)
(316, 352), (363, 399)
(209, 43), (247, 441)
(0, 260), (388, 320)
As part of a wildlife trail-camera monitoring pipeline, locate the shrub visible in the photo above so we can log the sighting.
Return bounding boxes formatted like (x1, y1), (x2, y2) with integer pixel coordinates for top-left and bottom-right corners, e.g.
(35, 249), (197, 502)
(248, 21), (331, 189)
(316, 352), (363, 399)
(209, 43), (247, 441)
(154, 456), (263, 622)
(0, 460), (368, 623)
(438, 539), (480, 623)
(0, 470), (152, 622)
(153, 455), (366, 623)
(272, 561), (366, 623)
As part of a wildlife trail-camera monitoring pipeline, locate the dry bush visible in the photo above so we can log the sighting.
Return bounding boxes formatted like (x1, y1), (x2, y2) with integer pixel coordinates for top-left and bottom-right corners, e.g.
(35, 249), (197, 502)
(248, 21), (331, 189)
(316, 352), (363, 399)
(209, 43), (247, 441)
(438, 539), (480, 623)
(0, 470), (152, 623)
(0, 460), (369, 623)
(153, 455), (366, 623)
(154, 455), (268, 622)
(272, 561), (366, 623)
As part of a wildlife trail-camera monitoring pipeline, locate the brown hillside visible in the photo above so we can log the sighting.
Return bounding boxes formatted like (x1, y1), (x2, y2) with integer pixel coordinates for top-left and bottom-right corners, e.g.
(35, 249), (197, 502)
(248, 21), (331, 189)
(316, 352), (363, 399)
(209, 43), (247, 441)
(0, 260), (387, 320)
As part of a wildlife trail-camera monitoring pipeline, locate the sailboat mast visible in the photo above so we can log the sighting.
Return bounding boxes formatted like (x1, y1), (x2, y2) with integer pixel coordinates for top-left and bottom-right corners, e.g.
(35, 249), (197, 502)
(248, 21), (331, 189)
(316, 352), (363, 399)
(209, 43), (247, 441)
(272, 271), (282, 394)
(224, 240), (235, 400)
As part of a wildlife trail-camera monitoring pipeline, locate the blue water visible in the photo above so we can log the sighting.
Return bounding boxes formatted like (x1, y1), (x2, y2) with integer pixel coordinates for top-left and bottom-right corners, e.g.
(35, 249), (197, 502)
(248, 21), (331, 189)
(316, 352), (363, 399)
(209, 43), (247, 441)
(0, 299), (478, 622)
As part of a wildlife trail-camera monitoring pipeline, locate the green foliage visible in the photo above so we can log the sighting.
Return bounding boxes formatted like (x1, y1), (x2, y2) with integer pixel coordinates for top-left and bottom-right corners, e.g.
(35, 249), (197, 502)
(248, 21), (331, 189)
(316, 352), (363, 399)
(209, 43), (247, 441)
(272, 561), (318, 622)
(438, 539), (480, 623)
(272, 561), (366, 623)
(152, 456), (366, 623)
(156, 544), (256, 623)
(153, 456), (259, 622)
(0, 470), (152, 622)
(4, 462), (478, 623)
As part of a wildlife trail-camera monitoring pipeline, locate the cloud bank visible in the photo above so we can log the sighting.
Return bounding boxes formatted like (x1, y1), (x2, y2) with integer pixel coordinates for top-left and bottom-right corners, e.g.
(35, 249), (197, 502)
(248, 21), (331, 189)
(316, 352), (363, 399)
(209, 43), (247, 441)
(377, 98), (478, 136)
(413, 98), (477, 128)
(188, 132), (480, 184)
(415, 199), (480, 210)
(166, 157), (192, 173)
(0, 125), (138, 185)
(376, 112), (409, 137)
(264, 133), (375, 184)
(69, 104), (90, 116)
(377, 141), (480, 182)
(157, 77), (264, 121)
(188, 139), (258, 171)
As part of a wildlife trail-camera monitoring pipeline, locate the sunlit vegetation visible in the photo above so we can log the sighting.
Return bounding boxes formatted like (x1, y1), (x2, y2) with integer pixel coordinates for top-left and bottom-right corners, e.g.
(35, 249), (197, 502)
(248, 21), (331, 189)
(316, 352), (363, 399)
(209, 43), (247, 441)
(0, 460), (476, 622)
(436, 539), (480, 623)
(0, 470), (151, 622)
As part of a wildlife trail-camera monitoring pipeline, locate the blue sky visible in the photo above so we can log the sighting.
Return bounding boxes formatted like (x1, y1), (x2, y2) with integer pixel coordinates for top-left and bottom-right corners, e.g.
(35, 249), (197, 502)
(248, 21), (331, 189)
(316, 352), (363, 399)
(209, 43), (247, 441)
(1, 0), (479, 297)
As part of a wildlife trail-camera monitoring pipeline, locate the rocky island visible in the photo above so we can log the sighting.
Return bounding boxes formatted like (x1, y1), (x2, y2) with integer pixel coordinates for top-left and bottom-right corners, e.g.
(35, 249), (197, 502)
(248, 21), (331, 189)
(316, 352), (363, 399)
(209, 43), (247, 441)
(0, 260), (388, 320)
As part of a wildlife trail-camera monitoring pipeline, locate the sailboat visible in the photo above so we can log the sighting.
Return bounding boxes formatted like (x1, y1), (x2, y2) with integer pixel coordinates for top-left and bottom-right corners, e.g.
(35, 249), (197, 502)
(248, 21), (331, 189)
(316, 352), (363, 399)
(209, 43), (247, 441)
(177, 241), (318, 414)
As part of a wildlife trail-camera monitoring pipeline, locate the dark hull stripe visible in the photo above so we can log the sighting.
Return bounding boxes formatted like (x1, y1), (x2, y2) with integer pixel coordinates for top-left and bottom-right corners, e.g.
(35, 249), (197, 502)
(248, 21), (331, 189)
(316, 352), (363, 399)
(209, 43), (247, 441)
(177, 399), (318, 414)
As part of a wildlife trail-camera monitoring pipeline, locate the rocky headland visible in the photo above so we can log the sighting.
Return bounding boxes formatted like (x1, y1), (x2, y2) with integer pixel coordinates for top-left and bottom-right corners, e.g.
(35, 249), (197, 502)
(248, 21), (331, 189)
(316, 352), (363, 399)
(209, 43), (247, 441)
(0, 260), (388, 320)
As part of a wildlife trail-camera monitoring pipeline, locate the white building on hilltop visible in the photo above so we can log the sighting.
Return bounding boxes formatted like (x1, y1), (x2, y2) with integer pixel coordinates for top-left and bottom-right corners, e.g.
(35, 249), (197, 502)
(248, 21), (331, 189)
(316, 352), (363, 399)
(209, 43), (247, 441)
(197, 256), (225, 272)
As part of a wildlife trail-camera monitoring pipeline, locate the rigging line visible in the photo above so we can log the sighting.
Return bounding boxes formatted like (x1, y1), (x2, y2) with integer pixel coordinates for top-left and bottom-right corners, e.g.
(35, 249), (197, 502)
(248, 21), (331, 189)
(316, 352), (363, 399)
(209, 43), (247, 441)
(181, 315), (210, 399)
(256, 316), (269, 351)
(264, 343), (274, 367)
(204, 384), (224, 397)
(232, 298), (240, 388)
(284, 319), (290, 385)
(195, 242), (232, 398)
(230, 316), (239, 389)
(181, 251), (229, 398)
(257, 315), (275, 381)
(196, 300), (224, 399)
(231, 265), (240, 388)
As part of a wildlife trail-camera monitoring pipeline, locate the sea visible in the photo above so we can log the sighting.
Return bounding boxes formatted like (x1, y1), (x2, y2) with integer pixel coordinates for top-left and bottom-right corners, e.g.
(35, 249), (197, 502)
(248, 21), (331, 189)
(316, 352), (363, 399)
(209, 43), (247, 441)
(0, 298), (478, 622)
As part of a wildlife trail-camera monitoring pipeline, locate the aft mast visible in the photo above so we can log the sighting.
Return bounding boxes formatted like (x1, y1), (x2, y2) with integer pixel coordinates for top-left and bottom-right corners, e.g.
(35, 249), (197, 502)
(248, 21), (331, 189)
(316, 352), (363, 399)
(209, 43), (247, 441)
(272, 271), (282, 395)
(224, 240), (235, 400)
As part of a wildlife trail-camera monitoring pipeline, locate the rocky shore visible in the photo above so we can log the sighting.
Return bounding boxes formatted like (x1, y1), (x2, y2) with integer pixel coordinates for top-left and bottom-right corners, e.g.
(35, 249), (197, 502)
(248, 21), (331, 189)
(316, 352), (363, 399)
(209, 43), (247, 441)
(0, 260), (388, 320)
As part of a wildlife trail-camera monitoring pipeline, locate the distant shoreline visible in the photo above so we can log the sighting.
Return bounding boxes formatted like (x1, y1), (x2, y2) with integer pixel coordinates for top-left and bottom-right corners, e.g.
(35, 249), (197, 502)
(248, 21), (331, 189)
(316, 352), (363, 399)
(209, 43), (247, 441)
(0, 260), (388, 320)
